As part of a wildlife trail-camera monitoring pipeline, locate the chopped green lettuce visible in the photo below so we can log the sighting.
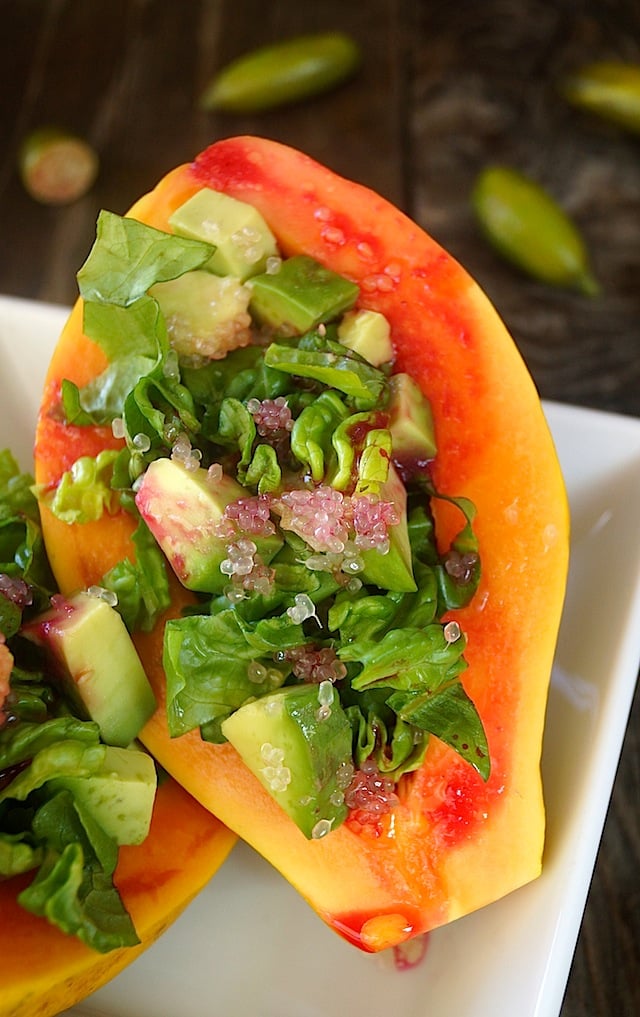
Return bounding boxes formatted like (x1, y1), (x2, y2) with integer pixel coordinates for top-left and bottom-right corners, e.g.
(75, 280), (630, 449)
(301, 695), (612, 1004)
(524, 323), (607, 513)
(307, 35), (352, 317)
(17, 792), (139, 952)
(100, 518), (170, 633)
(163, 609), (301, 739)
(290, 390), (348, 482)
(37, 450), (120, 524)
(1, 451), (152, 951)
(28, 204), (490, 847)
(264, 331), (386, 408)
(77, 210), (214, 307)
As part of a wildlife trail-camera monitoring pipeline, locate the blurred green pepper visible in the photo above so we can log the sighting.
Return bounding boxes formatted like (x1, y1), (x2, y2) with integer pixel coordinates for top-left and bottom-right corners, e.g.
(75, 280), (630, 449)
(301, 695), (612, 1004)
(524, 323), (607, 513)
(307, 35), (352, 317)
(472, 165), (599, 296)
(200, 32), (361, 113)
(560, 61), (640, 135)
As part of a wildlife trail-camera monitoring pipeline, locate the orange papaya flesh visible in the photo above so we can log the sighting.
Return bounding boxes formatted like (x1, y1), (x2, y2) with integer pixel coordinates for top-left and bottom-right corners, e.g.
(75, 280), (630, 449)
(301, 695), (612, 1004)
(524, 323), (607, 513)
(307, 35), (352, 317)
(0, 776), (235, 1017)
(33, 136), (569, 952)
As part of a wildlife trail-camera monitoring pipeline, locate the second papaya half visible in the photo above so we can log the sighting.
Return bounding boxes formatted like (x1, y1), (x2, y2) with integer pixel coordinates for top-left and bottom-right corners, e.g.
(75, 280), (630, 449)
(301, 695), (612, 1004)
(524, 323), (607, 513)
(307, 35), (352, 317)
(34, 136), (569, 952)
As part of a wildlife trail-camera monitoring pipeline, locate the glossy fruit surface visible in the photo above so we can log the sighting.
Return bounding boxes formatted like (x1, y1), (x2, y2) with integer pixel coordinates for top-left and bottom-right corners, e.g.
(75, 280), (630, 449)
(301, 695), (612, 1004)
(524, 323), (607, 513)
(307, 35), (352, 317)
(34, 136), (569, 952)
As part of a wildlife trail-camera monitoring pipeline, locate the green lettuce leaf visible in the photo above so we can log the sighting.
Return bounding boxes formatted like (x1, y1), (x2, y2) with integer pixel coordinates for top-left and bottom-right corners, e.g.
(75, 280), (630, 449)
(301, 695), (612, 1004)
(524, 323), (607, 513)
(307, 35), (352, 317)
(100, 517), (170, 633)
(330, 410), (385, 490)
(163, 611), (274, 737)
(0, 451), (54, 619)
(37, 450), (121, 524)
(290, 390), (349, 482)
(388, 682), (490, 780)
(182, 343), (294, 411)
(84, 293), (162, 360)
(217, 397), (256, 471)
(344, 625), (467, 693)
(62, 356), (155, 426)
(0, 833), (43, 877)
(77, 210), (214, 308)
(86, 297), (199, 457)
(0, 665), (54, 724)
(328, 589), (401, 644)
(163, 609), (302, 738)
(18, 792), (138, 952)
(346, 696), (428, 779)
(264, 331), (386, 408)
(408, 494), (481, 611)
(0, 739), (108, 805)
(0, 717), (100, 771)
(244, 443), (281, 493)
(0, 449), (40, 521)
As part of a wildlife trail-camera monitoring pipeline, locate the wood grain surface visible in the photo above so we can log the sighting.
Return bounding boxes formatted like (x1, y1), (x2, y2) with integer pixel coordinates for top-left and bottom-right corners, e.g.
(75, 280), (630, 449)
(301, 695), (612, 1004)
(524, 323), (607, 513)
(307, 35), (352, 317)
(0, 2), (638, 1015)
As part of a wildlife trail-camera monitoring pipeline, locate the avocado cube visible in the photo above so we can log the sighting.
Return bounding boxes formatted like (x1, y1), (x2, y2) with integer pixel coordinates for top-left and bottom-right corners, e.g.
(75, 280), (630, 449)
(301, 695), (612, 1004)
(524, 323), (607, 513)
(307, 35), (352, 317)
(23, 592), (156, 747)
(337, 309), (393, 366)
(387, 372), (437, 463)
(50, 744), (157, 845)
(150, 270), (252, 359)
(169, 187), (279, 281)
(249, 255), (359, 334)
(221, 684), (352, 839)
(135, 458), (283, 594)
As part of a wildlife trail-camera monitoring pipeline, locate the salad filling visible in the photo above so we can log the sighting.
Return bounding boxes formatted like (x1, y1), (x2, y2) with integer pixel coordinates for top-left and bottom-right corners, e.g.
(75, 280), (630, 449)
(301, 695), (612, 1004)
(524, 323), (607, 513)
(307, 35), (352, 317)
(0, 450), (157, 951)
(39, 190), (490, 842)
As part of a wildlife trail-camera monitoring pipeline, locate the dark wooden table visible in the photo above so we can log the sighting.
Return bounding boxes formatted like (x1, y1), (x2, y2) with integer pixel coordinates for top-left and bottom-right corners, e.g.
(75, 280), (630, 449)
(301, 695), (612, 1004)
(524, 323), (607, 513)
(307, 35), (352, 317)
(1, 2), (639, 1014)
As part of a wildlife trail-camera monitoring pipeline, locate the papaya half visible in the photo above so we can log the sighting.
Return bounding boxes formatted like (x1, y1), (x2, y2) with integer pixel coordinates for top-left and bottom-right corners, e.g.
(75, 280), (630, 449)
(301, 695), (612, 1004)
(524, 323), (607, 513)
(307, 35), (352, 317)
(0, 775), (235, 1017)
(33, 136), (569, 953)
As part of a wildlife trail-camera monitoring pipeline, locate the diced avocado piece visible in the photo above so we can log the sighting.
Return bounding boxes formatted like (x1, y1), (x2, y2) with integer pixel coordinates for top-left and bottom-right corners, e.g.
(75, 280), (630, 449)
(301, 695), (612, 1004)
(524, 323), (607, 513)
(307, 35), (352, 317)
(135, 458), (283, 593)
(221, 684), (352, 839)
(169, 187), (279, 281)
(49, 744), (157, 846)
(337, 309), (393, 366)
(150, 270), (252, 359)
(388, 373), (437, 462)
(249, 255), (359, 334)
(23, 592), (156, 747)
(358, 462), (417, 593)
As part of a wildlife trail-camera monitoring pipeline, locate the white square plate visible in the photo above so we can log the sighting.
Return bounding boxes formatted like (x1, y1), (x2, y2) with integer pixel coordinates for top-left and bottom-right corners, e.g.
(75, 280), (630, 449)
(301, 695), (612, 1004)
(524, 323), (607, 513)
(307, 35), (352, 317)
(2, 294), (639, 1017)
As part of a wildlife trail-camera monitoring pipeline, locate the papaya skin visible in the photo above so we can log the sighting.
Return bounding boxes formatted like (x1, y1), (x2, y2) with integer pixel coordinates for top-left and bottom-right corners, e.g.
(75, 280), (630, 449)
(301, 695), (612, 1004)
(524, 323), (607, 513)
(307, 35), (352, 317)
(34, 136), (569, 951)
(0, 776), (235, 1017)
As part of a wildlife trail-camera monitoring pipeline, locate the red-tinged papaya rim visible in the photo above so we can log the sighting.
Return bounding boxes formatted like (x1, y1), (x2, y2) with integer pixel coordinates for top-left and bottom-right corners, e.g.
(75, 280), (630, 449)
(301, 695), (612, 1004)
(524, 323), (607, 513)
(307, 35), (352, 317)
(0, 776), (235, 1017)
(34, 136), (569, 951)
